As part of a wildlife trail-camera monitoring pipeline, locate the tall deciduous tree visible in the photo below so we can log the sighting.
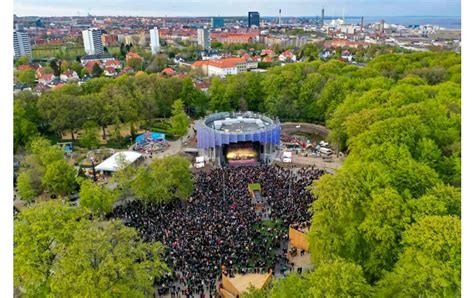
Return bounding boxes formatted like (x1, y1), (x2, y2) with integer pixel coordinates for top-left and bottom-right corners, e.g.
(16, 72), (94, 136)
(49, 220), (168, 297)
(131, 156), (193, 204)
(79, 120), (100, 149)
(375, 216), (461, 297)
(14, 201), (86, 296)
(78, 179), (118, 216)
(170, 99), (189, 137)
(42, 160), (77, 195)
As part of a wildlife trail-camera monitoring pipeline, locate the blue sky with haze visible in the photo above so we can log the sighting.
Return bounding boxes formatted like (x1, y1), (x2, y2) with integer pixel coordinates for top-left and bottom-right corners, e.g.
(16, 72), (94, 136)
(14, 0), (460, 17)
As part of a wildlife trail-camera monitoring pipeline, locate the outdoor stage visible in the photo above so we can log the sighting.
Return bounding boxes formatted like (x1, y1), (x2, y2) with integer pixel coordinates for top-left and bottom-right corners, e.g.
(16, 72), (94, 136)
(196, 112), (281, 167)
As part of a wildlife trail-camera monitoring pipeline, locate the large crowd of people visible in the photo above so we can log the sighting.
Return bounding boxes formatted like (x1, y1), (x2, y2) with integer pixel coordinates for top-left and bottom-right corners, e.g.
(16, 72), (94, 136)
(111, 165), (325, 296)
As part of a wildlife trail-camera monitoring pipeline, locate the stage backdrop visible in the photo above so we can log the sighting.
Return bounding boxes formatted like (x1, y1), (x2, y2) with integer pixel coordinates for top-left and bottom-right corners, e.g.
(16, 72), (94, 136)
(197, 119), (280, 149)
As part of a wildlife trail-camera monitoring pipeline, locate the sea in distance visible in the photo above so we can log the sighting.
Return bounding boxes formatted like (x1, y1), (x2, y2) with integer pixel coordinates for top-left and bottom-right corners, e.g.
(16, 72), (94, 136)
(271, 15), (461, 29)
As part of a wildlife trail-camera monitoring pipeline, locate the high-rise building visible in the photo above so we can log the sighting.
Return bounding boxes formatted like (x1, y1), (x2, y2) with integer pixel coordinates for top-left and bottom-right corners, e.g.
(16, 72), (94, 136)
(211, 17), (224, 28)
(321, 8), (325, 28)
(197, 28), (210, 51)
(278, 9), (282, 26)
(150, 27), (160, 55)
(248, 11), (260, 28)
(82, 28), (103, 55)
(13, 25), (32, 60)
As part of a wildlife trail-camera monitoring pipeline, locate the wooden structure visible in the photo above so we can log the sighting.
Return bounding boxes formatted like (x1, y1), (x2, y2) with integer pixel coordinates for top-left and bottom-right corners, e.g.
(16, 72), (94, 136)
(219, 271), (272, 298)
(289, 226), (309, 251)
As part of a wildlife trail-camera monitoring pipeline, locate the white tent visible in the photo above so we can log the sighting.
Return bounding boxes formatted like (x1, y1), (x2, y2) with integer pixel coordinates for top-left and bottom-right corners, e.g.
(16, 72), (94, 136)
(95, 151), (142, 172)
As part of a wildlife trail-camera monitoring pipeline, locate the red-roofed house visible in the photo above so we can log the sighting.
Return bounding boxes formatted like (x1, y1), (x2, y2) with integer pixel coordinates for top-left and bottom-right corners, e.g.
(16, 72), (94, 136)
(279, 50), (296, 62)
(126, 52), (144, 62)
(104, 59), (122, 69)
(38, 74), (56, 85)
(84, 61), (101, 73)
(161, 67), (175, 76)
(104, 67), (118, 77)
(60, 70), (79, 82)
(192, 57), (256, 77)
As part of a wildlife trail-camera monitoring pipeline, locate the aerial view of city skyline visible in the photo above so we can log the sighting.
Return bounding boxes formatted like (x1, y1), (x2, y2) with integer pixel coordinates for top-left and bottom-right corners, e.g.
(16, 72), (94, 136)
(7, 0), (469, 297)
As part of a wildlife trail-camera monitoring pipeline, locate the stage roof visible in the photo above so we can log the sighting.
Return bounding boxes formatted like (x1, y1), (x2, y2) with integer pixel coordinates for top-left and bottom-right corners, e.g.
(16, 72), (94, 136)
(95, 151), (142, 172)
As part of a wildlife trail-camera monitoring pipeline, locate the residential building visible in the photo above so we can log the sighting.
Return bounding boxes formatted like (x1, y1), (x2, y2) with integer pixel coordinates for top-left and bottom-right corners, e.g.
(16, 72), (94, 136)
(192, 57), (249, 77)
(197, 28), (211, 50)
(13, 27), (32, 59)
(101, 34), (118, 46)
(82, 28), (103, 55)
(60, 70), (79, 81)
(80, 53), (115, 65)
(150, 27), (161, 55)
(211, 17), (224, 28)
(248, 11), (260, 28)
(126, 52), (144, 62)
(218, 33), (257, 44)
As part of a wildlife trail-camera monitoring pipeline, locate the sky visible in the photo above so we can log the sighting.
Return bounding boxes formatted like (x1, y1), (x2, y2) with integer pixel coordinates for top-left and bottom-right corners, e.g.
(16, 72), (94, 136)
(13, 0), (461, 17)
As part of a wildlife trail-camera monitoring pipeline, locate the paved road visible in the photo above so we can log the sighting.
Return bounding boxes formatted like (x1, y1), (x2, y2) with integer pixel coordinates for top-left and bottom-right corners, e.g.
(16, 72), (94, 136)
(143, 122), (196, 165)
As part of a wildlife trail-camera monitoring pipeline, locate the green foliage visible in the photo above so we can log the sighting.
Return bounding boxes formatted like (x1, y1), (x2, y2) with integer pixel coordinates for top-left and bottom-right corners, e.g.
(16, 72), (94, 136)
(306, 259), (373, 297)
(79, 120), (100, 149)
(78, 178), (118, 216)
(91, 63), (103, 77)
(15, 55), (30, 66)
(375, 216), (461, 297)
(14, 200), (86, 296)
(170, 99), (189, 137)
(127, 57), (144, 71)
(16, 171), (38, 202)
(14, 92), (40, 152)
(42, 160), (77, 195)
(130, 156), (193, 204)
(14, 201), (167, 297)
(49, 220), (168, 296)
(17, 69), (36, 85)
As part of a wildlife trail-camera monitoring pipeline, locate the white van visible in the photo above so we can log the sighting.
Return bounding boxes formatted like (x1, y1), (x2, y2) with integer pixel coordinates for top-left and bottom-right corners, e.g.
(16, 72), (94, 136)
(194, 156), (205, 168)
(282, 151), (292, 163)
(320, 147), (333, 155)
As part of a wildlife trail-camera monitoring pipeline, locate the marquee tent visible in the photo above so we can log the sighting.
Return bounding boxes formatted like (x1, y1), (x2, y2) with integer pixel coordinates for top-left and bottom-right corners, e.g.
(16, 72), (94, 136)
(95, 151), (142, 173)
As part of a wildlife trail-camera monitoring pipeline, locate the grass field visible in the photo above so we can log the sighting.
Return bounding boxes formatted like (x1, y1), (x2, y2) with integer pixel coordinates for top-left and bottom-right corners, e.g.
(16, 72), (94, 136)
(31, 46), (121, 59)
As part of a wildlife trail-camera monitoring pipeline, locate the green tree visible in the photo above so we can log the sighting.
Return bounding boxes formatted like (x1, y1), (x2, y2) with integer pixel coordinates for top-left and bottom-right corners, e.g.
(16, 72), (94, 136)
(91, 63), (103, 77)
(14, 99), (39, 152)
(131, 156), (193, 204)
(376, 216), (461, 297)
(271, 272), (310, 298)
(209, 77), (231, 112)
(79, 120), (100, 149)
(306, 259), (373, 297)
(145, 54), (169, 73)
(127, 58), (144, 71)
(16, 171), (38, 202)
(42, 160), (77, 195)
(14, 200), (86, 296)
(78, 179), (118, 216)
(15, 55), (30, 66)
(49, 220), (168, 297)
(16, 69), (36, 85)
(170, 99), (189, 137)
